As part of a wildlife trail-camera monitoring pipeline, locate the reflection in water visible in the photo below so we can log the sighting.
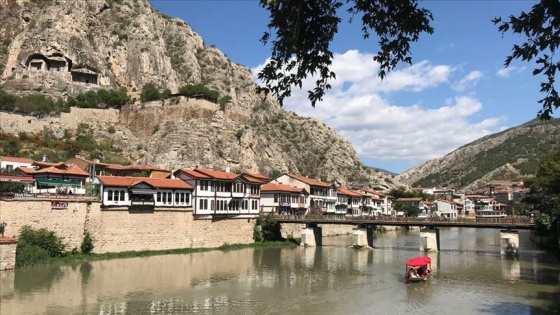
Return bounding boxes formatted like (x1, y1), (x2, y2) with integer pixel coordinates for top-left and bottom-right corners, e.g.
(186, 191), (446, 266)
(1, 229), (559, 315)
(501, 256), (521, 281)
(14, 265), (64, 295)
(406, 282), (433, 307)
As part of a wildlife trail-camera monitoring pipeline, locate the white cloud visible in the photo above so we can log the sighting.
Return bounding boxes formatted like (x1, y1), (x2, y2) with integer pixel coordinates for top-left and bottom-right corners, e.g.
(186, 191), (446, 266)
(451, 70), (484, 91)
(251, 50), (506, 166)
(496, 65), (526, 78)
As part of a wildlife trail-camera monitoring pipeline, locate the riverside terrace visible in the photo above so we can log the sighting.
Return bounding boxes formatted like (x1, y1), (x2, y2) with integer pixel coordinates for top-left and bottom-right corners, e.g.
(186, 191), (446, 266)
(274, 215), (535, 254)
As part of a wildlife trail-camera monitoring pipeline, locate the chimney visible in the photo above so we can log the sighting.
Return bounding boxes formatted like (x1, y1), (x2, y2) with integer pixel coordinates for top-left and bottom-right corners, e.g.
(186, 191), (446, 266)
(225, 166), (230, 173)
(42, 154), (47, 162)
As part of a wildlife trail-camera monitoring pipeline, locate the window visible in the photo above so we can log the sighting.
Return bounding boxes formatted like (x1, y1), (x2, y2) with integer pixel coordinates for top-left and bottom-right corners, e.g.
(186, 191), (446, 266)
(274, 194), (278, 203)
(199, 198), (208, 210)
(211, 200), (215, 210)
(251, 185), (259, 195)
(200, 180), (209, 191)
(107, 190), (113, 201)
(252, 200), (258, 210)
(119, 190), (125, 201)
(233, 182), (245, 193)
(157, 192), (162, 202)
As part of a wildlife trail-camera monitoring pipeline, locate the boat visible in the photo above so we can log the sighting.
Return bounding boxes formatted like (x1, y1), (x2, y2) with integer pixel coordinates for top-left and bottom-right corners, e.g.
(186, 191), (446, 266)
(405, 256), (432, 282)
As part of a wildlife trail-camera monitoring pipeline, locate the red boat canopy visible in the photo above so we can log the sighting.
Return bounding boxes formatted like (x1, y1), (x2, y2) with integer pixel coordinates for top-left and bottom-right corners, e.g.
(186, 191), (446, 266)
(406, 256), (431, 267)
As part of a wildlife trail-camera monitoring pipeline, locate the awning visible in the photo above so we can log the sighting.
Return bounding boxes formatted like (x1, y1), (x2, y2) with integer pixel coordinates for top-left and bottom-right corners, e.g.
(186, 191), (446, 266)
(406, 256), (431, 267)
(36, 179), (81, 187)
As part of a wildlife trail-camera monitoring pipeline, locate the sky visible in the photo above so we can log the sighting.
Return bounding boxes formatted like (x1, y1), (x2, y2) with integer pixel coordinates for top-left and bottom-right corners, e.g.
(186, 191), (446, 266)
(148, 0), (547, 174)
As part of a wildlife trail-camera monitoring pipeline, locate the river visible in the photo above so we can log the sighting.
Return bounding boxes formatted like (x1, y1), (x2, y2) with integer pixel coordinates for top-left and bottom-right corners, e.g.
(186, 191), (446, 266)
(1, 228), (559, 315)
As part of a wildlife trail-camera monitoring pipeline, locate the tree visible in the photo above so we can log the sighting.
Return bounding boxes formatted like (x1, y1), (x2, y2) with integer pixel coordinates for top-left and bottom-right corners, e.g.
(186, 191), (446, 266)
(525, 149), (560, 250)
(0, 87), (16, 111)
(493, 1), (560, 120)
(257, 0), (433, 107)
(259, 0), (559, 119)
(140, 83), (161, 102)
(394, 201), (421, 217)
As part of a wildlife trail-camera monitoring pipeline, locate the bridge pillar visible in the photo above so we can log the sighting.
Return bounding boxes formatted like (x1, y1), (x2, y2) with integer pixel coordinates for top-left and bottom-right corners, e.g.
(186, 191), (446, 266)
(500, 230), (519, 255)
(352, 225), (375, 248)
(301, 226), (322, 247)
(420, 227), (440, 252)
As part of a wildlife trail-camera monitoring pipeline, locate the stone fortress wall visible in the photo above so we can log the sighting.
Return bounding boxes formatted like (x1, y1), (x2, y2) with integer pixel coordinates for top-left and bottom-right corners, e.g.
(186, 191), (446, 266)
(0, 107), (120, 134)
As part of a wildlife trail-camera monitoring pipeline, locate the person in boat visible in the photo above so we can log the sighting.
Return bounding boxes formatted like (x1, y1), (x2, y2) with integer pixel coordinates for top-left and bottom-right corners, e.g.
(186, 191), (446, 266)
(418, 266), (425, 277)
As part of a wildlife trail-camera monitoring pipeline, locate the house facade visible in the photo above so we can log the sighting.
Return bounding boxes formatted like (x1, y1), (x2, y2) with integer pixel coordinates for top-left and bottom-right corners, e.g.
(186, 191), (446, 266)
(274, 174), (336, 213)
(97, 176), (193, 208)
(260, 182), (308, 215)
(359, 189), (395, 216)
(0, 156), (34, 171)
(436, 199), (458, 219)
(464, 195), (506, 218)
(173, 168), (265, 217)
(336, 188), (363, 216)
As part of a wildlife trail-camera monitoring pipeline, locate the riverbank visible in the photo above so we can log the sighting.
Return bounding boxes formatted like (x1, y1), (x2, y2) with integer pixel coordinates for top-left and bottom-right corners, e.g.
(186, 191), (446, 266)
(45, 240), (299, 267)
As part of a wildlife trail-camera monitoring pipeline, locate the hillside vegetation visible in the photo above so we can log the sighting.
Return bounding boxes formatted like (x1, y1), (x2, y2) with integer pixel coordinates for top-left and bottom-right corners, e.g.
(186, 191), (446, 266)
(398, 119), (560, 191)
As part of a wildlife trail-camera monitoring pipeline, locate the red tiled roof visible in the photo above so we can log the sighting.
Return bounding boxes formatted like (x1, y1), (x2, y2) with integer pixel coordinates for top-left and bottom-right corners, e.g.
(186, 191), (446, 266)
(261, 182), (306, 193)
(175, 168), (211, 179)
(33, 161), (67, 169)
(97, 176), (192, 189)
(241, 172), (270, 183)
(337, 188), (363, 197)
(18, 165), (90, 177)
(1, 156), (34, 164)
(286, 174), (332, 187)
(192, 168), (239, 180)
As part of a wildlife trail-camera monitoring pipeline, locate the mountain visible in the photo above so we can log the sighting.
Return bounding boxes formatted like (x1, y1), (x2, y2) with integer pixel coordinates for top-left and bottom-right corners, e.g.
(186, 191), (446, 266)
(0, 0), (402, 190)
(368, 166), (399, 177)
(397, 118), (560, 192)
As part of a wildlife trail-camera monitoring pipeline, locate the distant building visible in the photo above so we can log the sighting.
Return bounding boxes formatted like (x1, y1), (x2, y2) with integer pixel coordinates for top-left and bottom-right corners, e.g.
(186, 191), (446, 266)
(0, 156), (34, 171)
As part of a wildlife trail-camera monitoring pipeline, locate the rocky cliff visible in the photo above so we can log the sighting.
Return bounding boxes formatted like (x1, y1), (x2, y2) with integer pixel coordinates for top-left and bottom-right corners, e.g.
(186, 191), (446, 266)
(397, 118), (560, 192)
(0, 0), (400, 190)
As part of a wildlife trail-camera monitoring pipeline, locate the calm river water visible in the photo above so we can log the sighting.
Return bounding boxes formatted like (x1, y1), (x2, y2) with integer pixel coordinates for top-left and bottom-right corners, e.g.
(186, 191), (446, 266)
(1, 228), (559, 315)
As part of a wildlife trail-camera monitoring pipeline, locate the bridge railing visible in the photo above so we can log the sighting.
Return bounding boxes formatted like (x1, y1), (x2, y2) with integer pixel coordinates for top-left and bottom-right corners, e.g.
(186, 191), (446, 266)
(270, 213), (534, 225)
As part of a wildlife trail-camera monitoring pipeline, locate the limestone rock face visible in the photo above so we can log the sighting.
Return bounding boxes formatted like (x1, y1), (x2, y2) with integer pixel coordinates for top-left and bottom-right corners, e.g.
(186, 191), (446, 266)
(0, 0), (403, 190)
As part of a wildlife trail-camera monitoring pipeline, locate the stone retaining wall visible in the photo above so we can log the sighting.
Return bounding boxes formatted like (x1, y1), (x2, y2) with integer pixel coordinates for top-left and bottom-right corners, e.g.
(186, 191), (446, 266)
(0, 200), (255, 255)
(0, 238), (17, 270)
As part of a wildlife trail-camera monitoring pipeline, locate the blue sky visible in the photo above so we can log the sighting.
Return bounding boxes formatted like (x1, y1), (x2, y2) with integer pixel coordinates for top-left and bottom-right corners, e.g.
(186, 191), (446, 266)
(149, 0), (545, 174)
